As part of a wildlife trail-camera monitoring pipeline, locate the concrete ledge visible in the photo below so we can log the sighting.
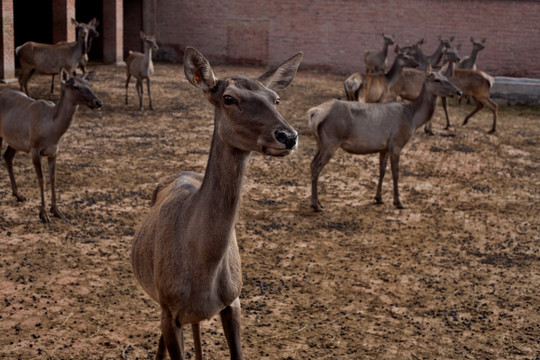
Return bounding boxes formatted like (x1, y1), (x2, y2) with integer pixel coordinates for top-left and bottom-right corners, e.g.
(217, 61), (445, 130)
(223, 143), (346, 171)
(491, 77), (540, 106)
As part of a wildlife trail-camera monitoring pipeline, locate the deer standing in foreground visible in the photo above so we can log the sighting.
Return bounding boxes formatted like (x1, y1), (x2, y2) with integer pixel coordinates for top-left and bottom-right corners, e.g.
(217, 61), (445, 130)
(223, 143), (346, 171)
(364, 33), (395, 74)
(51, 18), (100, 94)
(345, 46), (418, 102)
(309, 67), (462, 211)
(403, 36), (454, 70)
(131, 47), (302, 360)
(0, 70), (103, 222)
(125, 31), (159, 110)
(16, 19), (93, 97)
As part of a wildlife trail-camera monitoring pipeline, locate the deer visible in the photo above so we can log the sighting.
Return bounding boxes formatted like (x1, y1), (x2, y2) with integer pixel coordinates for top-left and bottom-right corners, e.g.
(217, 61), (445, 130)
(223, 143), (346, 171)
(391, 47), (498, 134)
(309, 66), (462, 211)
(131, 47), (302, 360)
(50, 18), (100, 94)
(458, 37), (486, 71)
(403, 36), (455, 70)
(16, 18), (94, 97)
(345, 45), (418, 102)
(457, 37), (486, 105)
(125, 31), (159, 110)
(0, 70), (103, 223)
(364, 33), (395, 74)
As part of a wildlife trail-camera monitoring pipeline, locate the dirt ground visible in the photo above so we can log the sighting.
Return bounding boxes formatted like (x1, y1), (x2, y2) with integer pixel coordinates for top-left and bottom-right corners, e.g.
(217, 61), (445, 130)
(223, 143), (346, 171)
(0, 61), (538, 360)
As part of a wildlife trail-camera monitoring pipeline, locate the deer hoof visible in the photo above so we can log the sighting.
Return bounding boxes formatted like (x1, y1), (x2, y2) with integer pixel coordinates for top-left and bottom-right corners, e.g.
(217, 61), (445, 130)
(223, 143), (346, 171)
(39, 209), (51, 223)
(311, 200), (323, 212)
(14, 193), (26, 202)
(488, 128), (496, 134)
(51, 207), (64, 219)
(394, 203), (405, 210)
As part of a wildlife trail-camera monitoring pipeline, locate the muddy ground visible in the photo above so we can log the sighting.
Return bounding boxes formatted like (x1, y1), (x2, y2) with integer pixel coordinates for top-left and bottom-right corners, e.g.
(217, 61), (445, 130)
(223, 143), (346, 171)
(0, 62), (538, 359)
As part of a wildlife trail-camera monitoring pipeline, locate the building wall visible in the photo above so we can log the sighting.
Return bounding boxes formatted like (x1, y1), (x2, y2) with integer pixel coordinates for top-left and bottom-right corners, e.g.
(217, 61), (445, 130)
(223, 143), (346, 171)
(152, 0), (540, 78)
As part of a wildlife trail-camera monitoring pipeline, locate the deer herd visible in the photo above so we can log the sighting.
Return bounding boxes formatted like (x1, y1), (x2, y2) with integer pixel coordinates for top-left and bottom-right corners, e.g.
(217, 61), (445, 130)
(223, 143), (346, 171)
(0, 18), (500, 360)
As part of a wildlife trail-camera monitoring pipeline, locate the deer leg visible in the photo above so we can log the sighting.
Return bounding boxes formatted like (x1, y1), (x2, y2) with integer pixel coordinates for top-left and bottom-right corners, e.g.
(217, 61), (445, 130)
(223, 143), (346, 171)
(390, 149), (404, 209)
(191, 323), (203, 360)
(20, 69), (35, 96)
(51, 74), (55, 94)
(47, 155), (63, 219)
(147, 78), (154, 110)
(462, 97), (484, 127)
(160, 310), (185, 360)
(310, 142), (338, 211)
(3, 146), (25, 202)
(375, 150), (389, 205)
(220, 298), (245, 360)
(155, 335), (167, 360)
(423, 120), (434, 135)
(31, 150), (49, 222)
(136, 79), (143, 110)
(486, 98), (498, 134)
(441, 97), (452, 130)
(125, 73), (131, 105)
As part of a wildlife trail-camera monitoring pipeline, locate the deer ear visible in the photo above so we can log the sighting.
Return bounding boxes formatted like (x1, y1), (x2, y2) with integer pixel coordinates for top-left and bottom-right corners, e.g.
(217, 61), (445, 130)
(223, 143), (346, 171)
(450, 36), (455, 42)
(71, 18), (79, 26)
(425, 63), (432, 76)
(60, 69), (70, 84)
(184, 47), (216, 91)
(83, 71), (96, 81)
(258, 52), (303, 91)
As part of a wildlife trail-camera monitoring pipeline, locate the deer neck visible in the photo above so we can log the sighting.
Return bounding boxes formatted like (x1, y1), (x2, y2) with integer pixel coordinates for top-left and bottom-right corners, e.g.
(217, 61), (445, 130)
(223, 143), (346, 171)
(408, 83), (438, 130)
(469, 47), (481, 64)
(71, 32), (87, 60)
(190, 114), (250, 258)
(381, 41), (391, 58)
(384, 57), (404, 87)
(52, 91), (78, 138)
(443, 61), (456, 78)
(143, 45), (153, 66)
(428, 44), (444, 66)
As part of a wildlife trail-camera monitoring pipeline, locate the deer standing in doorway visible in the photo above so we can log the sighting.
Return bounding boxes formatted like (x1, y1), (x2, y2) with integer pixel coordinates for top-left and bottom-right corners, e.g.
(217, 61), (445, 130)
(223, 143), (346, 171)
(131, 47), (302, 359)
(51, 18), (100, 94)
(16, 19), (94, 97)
(0, 70), (103, 222)
(125, 31), (159, 110)
(309, 67), (462, 211)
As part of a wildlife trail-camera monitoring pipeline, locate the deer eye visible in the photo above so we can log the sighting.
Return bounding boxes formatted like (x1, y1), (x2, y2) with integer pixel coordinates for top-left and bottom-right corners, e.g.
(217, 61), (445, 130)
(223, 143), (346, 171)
(275, 98), (281, 105)
(223, 95), (237, 105)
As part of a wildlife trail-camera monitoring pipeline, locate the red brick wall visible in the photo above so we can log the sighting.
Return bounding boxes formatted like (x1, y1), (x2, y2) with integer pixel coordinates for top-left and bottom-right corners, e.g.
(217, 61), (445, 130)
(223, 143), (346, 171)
(152, 0), (540, 78)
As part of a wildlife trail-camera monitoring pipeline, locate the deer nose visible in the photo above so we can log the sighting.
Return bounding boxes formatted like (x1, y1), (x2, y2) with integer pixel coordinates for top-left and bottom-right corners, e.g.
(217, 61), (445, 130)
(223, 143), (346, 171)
(456, 90), (463, 96)
(94, 99), (104, 108)
(275, 130), (298, 149)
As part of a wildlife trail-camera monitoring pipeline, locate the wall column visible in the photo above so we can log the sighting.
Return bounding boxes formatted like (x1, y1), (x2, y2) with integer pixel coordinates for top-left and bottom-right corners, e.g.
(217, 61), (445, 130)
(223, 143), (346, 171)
(0, 0), (15, 83)
(102, 0), (123, 64)
(52, 0), (75, 43)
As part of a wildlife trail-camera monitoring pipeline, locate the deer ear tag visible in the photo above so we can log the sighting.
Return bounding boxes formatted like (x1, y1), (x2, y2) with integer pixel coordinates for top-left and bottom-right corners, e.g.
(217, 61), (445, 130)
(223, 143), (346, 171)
(193, 75), (200, 85)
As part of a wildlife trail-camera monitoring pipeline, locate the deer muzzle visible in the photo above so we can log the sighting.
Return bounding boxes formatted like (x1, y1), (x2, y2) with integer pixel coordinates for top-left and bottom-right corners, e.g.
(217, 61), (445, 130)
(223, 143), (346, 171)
(275, 130), (298, 150)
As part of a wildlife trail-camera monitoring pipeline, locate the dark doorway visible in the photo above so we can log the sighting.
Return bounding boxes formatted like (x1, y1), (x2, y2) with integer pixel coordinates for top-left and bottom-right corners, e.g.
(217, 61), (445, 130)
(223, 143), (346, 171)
(14, 0), (53, 51)
(123, 0), (143, 56)
(76, 0), (103, 62)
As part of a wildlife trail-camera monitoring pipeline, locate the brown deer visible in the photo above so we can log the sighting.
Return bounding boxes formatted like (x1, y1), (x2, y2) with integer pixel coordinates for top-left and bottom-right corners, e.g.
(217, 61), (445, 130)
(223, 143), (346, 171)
(345, 46), (418, 102)
(364, 33), (395, 74)
(457, 37), (486, 105)
(0, 70), (103, 222)
(309, 67), (462, 211)
(131, 47), (302, 360)
(391, 47), (498, 134)
(50, 18), (100, 93)
(16, 19), (93, 97)
(125, 31), (159, 110)
(403, 36), (454, 70)
(458, 37), (486, 70)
